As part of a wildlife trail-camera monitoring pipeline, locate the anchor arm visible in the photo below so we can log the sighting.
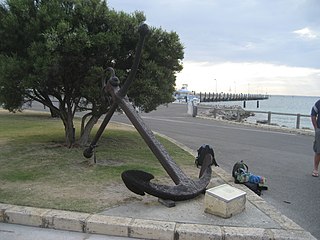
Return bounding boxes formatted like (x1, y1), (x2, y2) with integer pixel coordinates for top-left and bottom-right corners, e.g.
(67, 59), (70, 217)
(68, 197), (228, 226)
(83, 23), (149, 158)
(83, 103), (118, 158)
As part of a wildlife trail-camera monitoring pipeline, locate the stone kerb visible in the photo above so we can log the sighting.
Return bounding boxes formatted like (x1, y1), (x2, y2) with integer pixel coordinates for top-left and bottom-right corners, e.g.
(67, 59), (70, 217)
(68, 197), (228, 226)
(0, 200), (316, 240)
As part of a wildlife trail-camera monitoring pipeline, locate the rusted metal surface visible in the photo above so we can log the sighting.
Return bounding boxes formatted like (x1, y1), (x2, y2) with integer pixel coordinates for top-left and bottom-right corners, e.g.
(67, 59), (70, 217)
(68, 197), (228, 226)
(84, 23), (216, 201)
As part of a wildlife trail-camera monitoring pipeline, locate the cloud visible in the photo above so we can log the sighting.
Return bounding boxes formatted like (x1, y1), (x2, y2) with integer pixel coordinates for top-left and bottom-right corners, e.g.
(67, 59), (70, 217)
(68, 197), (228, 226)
(108, 0), (320, 68)
(108, 0), (320, 95)
(293, 27), (318, 40)
(176, 61), (320, 96)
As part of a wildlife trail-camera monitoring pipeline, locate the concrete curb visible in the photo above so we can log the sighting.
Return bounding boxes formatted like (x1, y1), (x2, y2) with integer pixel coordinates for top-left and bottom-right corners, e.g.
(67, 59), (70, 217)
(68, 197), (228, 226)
(0, 193), (316, 240)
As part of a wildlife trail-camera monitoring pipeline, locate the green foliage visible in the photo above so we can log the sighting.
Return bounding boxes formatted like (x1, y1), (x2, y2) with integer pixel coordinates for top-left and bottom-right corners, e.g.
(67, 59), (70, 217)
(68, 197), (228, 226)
(0, 0), (184, 146)
(127, 27), (184, 112)
(0, 55), (26, 111)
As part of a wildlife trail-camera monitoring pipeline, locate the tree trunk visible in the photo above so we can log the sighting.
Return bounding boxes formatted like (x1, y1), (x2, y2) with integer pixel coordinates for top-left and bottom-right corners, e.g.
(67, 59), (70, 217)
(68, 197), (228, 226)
(78, 114), (100, 146)
(65, 125), (75, 148)
(65, 118), (75, 148)
(59, 108), (76, 148)
(80, 112), (92, 136)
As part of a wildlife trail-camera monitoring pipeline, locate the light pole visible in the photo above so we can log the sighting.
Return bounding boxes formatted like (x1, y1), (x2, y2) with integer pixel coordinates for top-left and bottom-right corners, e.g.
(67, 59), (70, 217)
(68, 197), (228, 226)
(214, 78), (217, 93)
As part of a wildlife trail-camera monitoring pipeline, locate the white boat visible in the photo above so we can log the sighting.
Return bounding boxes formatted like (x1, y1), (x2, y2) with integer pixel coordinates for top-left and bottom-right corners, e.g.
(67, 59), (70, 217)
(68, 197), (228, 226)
(174, 84), (200, 104)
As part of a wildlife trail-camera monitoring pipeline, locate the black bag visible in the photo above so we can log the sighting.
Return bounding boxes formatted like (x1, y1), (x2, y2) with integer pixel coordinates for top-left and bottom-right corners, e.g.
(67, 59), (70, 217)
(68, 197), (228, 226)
(195, 144), (219, 167)
(243, 182), (268, 196)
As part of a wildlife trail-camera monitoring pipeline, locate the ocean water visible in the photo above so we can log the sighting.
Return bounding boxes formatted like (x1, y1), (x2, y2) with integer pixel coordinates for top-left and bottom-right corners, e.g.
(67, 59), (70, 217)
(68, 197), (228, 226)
(201, 95), (319, 129)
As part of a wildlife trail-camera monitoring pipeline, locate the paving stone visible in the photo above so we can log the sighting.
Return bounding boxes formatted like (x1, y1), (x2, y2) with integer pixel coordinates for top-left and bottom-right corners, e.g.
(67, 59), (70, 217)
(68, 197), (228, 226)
(129, 218), (175, 240)
(175, 223), (222, 240)
(223, 226), (271, 240)
(43, 209), (90, 232)
(5, 206), (50, 227)
(86, 214), (132, 236)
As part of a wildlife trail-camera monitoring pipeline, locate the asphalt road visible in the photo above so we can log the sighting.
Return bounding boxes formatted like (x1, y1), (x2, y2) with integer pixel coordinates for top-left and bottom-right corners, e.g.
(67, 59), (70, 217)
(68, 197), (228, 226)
(109, 103), (320, 239)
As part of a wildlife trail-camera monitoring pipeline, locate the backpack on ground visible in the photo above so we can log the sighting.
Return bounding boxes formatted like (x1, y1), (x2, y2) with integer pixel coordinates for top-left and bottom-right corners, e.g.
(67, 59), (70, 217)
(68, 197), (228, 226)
(195, 144), (219, 168)
(232, 160), (268, 196)
(232, 160), (249, 183)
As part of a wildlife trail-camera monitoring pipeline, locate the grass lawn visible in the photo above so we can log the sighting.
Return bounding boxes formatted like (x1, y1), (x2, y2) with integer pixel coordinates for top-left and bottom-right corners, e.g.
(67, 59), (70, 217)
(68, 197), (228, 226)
(0, 110), (196, 213)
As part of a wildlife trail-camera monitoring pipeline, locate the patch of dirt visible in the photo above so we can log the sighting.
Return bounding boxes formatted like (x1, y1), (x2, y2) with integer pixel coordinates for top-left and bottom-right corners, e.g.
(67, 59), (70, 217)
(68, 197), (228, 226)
(0, 180), (148, 212)
(95, 159), (125, 166)
(0, 139), (9, 146)
(0, 164), (205, 213)
(109, 122), (136, 131)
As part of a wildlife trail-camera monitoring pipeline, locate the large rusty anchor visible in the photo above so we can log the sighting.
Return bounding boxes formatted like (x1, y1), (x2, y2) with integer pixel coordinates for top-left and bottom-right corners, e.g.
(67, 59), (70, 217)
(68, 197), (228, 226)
(83, 23), (217, 201)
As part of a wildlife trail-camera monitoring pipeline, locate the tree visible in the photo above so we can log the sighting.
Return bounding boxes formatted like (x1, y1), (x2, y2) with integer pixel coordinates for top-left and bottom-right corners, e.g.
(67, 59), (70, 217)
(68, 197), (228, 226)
(0, 0), (184, 147)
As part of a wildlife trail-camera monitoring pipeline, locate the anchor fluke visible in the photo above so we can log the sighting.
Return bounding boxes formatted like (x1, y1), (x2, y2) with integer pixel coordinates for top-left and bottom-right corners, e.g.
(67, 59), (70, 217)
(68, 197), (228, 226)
(121, 153), (215, 201)
(121, 170), (154, 196)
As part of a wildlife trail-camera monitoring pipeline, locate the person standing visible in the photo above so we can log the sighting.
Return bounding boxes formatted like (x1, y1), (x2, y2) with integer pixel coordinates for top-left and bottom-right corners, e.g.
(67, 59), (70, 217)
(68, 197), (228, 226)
(311, 99), (320, 177)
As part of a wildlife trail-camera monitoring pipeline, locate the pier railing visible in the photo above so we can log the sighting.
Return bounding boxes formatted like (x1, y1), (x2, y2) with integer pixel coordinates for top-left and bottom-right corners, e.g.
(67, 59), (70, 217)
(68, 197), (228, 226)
(196, 105), (310, 129)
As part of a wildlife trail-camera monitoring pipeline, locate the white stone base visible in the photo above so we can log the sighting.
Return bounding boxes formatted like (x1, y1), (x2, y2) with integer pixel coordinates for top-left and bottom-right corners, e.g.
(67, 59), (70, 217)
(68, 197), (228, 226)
(204, 184), (246, 218)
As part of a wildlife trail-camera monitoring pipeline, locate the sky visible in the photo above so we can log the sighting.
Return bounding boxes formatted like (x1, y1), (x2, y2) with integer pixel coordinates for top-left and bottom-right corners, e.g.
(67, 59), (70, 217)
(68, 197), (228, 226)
(107, 0), (320, 96)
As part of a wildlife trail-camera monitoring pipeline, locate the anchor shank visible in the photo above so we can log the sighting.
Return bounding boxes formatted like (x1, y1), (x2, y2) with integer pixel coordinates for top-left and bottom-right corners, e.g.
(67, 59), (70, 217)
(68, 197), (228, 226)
(114, 93), (189, 185)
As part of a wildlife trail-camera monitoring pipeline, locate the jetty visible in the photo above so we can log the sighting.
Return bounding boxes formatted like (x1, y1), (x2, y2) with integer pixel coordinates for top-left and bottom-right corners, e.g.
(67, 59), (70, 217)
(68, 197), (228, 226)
(197, 92), (269, 102)
(174, 84), (269, 105)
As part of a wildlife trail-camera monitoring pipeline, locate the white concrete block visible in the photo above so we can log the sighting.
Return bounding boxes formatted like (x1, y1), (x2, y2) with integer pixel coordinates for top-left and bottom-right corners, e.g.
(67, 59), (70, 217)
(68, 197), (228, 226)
(204, 184), (246, 218)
